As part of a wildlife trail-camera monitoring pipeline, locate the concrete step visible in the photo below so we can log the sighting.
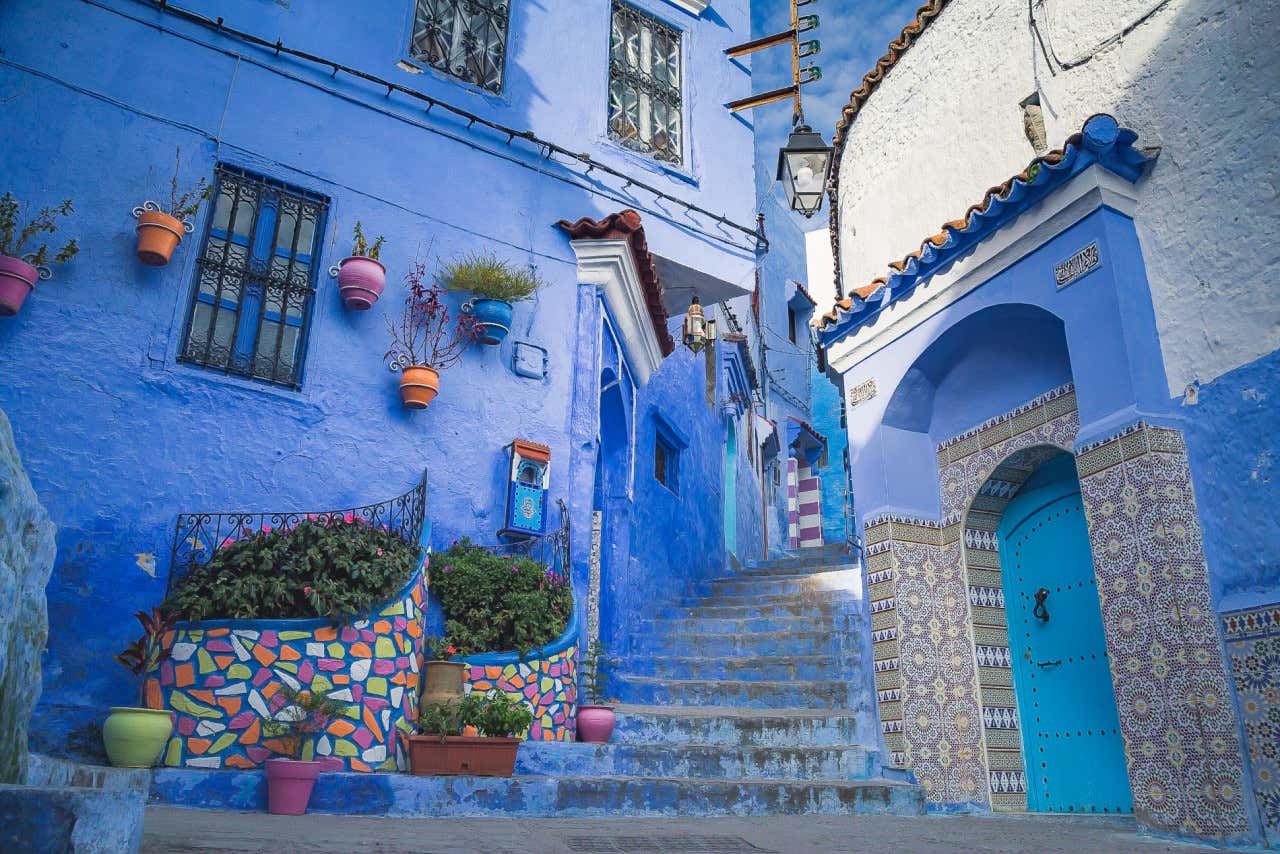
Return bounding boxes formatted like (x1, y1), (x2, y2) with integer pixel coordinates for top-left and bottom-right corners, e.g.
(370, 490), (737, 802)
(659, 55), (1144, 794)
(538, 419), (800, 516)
(668, 601), (859, 620)
(640, 613), (854, 636)
(615, 675), (852, 708)
(630, 628), (844, 657)
(515, 741), (877, 781)
(706, 573), (861, 598)
(150, 767), (925, 818)
(738, 559), (858, 577)
(680, 589), (860, 609)
(630, 654), (843, 682)
(612, 704), (870, 747)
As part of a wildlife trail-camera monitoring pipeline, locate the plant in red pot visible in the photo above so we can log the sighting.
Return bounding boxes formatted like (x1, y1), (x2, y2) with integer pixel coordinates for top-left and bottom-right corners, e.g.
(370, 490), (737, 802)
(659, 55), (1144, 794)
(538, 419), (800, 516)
(406, 690), (532, 777)
(422, 635), (466, 707)
(575, 640), (617, 743)
(334, 221), (387, 310)
(105, 608), (177, 767)
(0, 192), (79, 316)
(133, 147), (211, 266)
(384, 258), (483, 410)
(263, 685), (351, 815)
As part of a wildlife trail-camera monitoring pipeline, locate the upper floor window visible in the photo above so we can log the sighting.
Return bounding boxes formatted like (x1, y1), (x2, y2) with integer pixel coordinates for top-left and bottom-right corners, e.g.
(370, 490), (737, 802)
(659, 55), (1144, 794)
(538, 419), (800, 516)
(609, 2), (683, 165)
(410, 0), (510, 93)
(179, 165), (328, 390)
(654, 428), (680, 493)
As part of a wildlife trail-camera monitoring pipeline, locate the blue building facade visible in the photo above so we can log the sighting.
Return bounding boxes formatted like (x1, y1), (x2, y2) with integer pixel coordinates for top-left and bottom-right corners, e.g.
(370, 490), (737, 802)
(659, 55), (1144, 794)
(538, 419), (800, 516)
(0, 0), (803, 754)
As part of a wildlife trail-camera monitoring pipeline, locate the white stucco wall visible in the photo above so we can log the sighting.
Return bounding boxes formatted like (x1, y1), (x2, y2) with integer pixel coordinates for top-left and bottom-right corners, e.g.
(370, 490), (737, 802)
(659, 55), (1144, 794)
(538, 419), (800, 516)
(804, 228), (837, 309)
(832, 0), (1280, 395)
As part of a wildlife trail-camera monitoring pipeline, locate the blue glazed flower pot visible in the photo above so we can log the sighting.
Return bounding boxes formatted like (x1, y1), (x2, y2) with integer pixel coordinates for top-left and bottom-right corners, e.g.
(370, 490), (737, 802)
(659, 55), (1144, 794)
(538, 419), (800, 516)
(470, 298), (513, 346)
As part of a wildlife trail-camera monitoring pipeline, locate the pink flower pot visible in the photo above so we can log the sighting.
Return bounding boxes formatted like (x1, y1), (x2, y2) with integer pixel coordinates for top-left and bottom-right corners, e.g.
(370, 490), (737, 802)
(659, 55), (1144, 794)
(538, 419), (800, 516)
(336, 256), (386, 310)
(265, 757), (322, 815)
(575, 705), (616, 744)
(0, 255), (39, 317)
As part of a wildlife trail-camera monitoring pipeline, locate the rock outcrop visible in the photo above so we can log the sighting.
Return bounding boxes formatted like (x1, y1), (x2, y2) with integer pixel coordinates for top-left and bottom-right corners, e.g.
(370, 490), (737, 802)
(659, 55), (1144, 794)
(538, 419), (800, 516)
(0, 409), (57, 784)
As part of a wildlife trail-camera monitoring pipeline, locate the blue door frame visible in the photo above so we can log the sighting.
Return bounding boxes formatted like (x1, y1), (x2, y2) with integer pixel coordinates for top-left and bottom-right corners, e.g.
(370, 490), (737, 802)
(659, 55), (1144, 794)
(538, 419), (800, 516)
(723, 419), (737, 558)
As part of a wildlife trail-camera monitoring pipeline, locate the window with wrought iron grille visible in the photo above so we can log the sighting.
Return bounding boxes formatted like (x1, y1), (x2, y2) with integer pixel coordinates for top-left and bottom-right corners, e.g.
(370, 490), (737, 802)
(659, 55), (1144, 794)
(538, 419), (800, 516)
(409, 0), (510, 93)
(609, 2), (683, 165)
(179, 166), (328, 389)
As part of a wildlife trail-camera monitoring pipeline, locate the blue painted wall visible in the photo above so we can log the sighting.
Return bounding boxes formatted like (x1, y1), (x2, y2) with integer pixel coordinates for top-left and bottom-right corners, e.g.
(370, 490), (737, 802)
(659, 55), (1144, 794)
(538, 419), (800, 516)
(809, 362), (848, 545)
(0, 0), (792, 755)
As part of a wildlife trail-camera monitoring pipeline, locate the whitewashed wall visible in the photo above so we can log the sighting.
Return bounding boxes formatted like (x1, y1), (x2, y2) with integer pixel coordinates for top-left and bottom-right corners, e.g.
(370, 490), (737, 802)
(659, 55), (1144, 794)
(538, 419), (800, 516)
(832, 0), (1280, 395)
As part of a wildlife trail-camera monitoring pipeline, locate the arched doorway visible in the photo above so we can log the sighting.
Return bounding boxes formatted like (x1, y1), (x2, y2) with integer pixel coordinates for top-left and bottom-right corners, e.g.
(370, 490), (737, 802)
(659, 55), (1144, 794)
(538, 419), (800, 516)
(723, 419), (737, 559)
(592, 368), (631, 652)
(997, 452), (1131, 815)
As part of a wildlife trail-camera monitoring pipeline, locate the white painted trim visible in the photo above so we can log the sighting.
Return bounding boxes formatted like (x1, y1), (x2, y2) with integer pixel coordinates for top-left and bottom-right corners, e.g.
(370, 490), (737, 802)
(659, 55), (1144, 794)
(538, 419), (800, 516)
(827, 165), (1142, 374)
(569, 238), (665, 387)
(664, 0), (710, 14)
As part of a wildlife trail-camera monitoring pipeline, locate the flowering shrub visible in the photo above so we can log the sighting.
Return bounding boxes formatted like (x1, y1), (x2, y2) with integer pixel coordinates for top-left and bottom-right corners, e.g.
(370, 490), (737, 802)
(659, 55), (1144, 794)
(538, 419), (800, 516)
(431, 539), (571, 657)
(384, 258), (483, 371)
(164, 516), (419, 622)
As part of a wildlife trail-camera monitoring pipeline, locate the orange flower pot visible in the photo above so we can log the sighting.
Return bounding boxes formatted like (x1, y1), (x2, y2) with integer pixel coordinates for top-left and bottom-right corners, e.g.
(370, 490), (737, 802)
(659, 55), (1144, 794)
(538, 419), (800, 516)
(399, 365), (440, 410)
(135, 209), (187, 266)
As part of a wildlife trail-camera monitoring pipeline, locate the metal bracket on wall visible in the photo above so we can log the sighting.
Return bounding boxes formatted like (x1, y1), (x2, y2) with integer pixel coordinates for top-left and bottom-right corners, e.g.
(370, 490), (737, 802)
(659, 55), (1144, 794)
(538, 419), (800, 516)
(512, 340), (548, 380)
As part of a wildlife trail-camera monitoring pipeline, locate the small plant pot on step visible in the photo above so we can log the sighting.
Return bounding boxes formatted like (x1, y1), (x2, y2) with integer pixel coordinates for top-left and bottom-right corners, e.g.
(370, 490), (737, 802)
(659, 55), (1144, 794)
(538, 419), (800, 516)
(421, 660), (467, 706)
(575, 705), (616, 744)
(134, 209), (190, 266)
(405, 735), (520, 777)
(265, 757), (323, 815)
(468, 298), (514, 346)
(336, 256), (386, 310)
(399, 365), (440, 410)
(102, 706), (174, 767)
(0, 255), (40, 317)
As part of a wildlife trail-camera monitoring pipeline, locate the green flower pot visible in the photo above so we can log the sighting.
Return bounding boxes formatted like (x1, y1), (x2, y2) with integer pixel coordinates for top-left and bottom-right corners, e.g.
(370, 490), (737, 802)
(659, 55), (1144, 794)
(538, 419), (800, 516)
(103, 707), (173, 767)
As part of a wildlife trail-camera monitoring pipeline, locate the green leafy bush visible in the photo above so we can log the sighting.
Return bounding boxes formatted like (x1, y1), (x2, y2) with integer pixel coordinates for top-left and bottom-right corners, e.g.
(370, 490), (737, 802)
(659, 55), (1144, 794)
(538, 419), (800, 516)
(0, 192), (79, 267)
(417, 690), (534, 742)
(164, 517), (418, 622)
(431, 539), (571, 657)
(441, 251), (544, 303)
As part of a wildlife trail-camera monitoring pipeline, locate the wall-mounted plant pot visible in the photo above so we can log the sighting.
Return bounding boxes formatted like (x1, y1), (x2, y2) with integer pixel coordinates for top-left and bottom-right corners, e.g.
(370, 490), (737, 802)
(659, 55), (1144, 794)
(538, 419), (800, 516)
(265, 757), (322, 815)
(134, 207), (191, 266)
(102, 706), (174, 767)
(469, 298), (513, 345)
(336, 256), (386, 310)
(404, 735), (520, 777)
(422, 660), (467, 706)
(399, 365), (440, 410)
(0, 255), (41, 317)
(575, 705), (616, 744)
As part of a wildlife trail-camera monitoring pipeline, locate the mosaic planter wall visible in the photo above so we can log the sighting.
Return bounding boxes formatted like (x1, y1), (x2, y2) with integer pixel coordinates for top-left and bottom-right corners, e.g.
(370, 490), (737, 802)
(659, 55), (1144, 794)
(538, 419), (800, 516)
(462, 610), (579, 742)
(152, 569), (426, 773)
(1223, 603), (1280, 846)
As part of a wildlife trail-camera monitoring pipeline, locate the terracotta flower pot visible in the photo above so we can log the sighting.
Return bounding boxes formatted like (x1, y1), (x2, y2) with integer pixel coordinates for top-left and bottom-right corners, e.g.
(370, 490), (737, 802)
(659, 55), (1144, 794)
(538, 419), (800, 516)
(575, 705), (616, 744)
(135, 209), (187, 266)
(265, 757), (322, 815)
(405, 735), (520, 777)
(399, 365), (440, 410)
(0, 255), (38, 316)
(421, 660), (467, 706)
(336, 256), (386, 310)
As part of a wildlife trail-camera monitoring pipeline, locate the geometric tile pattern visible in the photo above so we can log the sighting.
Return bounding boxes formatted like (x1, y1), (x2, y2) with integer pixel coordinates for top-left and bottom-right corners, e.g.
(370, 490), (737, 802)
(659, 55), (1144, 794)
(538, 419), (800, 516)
(1223, 603), (1280, 846)
(154, 569), (427, 773)
(465, 643), (579, 742)
(1076, 423), (1253, 842)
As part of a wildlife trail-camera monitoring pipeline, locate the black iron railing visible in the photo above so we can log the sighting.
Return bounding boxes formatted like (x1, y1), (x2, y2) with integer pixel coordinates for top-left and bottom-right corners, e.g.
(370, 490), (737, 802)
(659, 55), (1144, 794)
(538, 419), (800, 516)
(166, 471), (429, 594)
(486, 498), (572, 587)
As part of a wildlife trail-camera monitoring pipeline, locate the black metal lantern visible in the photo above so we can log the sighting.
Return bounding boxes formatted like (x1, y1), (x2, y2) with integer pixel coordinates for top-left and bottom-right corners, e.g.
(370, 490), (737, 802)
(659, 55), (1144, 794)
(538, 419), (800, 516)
(776, 123), (834, 218)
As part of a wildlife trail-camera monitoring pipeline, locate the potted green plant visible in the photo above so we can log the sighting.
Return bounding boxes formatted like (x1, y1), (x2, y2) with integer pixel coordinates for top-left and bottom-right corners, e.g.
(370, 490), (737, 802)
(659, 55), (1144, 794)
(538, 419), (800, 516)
(336, 221), (387, 310)
(405, 690), (533, 777)
(133, 147), (211, 266)
(105, 608), (176, 767)
(422, 635), (466, 707)
(0, 192), (79, 316)
(575, 640), (617, 743)
(263, 685), (350, 815)
(384, 259), (483, 410)
(442, 251), (545, 345)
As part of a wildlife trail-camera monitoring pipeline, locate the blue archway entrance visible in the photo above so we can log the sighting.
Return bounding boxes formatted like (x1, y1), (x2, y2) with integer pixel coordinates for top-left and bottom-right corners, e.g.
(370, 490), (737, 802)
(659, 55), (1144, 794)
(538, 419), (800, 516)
(998, 453), (1131, 815)
(723, 419), (737, 558)
(593, 369), (631, 652)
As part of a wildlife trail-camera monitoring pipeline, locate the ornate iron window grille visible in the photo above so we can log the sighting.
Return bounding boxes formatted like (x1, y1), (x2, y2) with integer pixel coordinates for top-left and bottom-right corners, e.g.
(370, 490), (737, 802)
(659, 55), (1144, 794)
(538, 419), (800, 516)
(409, 0), (510, 94)
(166, 471), (429, 594)
(178, 165), (328, 390)
(609, 2), (683, 165)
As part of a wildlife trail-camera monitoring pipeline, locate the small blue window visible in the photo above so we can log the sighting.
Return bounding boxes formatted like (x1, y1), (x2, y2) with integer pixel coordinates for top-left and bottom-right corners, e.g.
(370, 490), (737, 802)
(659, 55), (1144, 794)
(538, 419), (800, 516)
(653, 415), (686, 495)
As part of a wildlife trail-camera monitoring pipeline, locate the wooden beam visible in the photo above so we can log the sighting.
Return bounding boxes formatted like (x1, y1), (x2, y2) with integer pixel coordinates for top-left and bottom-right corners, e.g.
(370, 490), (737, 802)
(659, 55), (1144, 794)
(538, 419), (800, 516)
(727, 84), (799, 113)
(724, 29), (795, 58)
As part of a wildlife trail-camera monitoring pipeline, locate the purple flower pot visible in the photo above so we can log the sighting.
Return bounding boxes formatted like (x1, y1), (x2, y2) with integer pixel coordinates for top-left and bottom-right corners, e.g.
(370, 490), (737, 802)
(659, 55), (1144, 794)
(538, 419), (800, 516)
(265, 757), (322, 815)
(0, 255), (39, 317)
(336, 256), (386, 310)
(575, 705), (616, 744)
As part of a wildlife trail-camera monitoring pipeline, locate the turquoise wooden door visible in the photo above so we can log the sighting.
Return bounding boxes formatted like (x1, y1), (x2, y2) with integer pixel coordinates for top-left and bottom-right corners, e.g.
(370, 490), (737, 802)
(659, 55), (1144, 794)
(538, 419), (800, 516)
(999, 459), (1132, 815)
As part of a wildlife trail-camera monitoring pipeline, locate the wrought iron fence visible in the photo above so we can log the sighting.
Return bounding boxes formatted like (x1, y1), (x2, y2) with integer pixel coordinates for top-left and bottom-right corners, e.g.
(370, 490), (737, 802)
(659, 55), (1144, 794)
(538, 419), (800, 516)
(483, 498), (572, 587)
(166, 471), (429, 594)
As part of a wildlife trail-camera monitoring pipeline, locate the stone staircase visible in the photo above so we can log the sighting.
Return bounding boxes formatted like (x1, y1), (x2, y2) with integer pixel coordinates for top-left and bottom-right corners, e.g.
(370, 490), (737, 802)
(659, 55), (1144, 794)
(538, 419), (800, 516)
(149, 545), (924, 817)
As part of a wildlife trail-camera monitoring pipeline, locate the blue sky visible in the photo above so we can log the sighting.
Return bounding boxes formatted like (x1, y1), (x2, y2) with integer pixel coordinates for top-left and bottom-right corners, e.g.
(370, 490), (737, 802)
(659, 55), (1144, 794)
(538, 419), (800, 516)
(748, 0), (922, 224)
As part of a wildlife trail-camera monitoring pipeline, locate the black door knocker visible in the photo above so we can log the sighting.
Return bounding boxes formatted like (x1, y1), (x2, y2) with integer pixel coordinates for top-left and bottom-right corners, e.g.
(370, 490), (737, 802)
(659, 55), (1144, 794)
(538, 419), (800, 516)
(1033, 587), (1051, 622)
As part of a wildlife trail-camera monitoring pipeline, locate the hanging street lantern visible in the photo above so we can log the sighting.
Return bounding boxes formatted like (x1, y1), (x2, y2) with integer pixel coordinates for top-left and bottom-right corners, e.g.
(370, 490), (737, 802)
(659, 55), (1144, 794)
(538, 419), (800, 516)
(777, 123), (834, 218)
(682, 295), (717, 354)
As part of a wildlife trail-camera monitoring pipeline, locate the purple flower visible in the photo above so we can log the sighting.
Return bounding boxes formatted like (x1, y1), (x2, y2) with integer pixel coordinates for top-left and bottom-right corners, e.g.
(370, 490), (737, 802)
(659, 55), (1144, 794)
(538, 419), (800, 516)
(443, 565), (452, 573)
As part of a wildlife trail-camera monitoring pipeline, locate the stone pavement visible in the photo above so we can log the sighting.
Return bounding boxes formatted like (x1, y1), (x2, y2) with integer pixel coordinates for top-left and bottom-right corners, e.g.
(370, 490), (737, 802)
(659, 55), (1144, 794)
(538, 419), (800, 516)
(142, 806), (1225, 853)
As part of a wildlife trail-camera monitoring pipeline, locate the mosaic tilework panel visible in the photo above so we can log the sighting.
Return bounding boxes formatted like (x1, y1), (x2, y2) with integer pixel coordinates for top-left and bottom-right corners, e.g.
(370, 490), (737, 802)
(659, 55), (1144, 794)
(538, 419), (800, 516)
(1223, 603), (1280, 845)
(465, 643), (578, 742)
(1076, 424), (1252, 842)
(153, 570), (427, 773)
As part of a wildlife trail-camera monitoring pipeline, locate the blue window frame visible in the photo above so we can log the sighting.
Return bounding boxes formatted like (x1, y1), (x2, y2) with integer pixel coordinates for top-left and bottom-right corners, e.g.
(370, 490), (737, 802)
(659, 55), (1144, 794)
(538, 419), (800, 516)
(652, 413), (686, 495)
(179, 165), (328, 389)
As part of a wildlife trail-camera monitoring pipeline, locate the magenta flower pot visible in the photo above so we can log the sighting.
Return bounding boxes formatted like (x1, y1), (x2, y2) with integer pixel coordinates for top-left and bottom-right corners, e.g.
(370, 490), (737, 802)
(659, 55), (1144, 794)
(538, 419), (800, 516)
(336, 256), (386, 310)
(265, 758), (322, 815)
(575, 705), (616, 744)
(0, 255), (39, 317)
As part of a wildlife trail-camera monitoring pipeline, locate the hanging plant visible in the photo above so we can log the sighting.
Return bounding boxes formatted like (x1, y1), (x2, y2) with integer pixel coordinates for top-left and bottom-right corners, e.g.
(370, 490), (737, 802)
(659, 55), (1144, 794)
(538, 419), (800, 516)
(334, 220), (388, 310)
(0, 192), (79, 316)
(133, 147), (212, 266)
(441, 251), (545, 346)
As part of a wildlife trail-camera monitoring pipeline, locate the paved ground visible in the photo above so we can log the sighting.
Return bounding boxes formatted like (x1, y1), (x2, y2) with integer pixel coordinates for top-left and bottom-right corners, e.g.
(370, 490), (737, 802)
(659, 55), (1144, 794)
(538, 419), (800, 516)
(142, 807), (1225, 853)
